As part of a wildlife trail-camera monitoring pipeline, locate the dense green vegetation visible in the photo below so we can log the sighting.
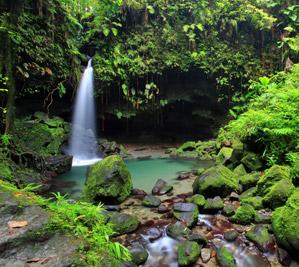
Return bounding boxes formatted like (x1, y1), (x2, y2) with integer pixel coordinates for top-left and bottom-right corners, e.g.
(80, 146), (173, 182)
(0, 0), (298, 266)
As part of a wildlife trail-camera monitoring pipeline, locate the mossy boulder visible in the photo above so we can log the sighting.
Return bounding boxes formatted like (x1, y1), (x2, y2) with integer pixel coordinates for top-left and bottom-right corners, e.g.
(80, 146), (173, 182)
(204, 196), (224, 212)
(129, 242), (148, 265)
(256, 165), (291, 196)
(245, 224), (272, 252)
(189, 194), (206, 208)
(83, 155), (133, 204)
(239, 172), (260, 190)
(239, 187), (257, 200)
(216, 147), (233, 165)
(192, 165), (239, 198)
(233, 164), (247, 177)
(241, 196), (263, 210)
(272, 188), (299, 253)
(230, 204), (256, 224)
(262, 178), (295, 209)
(177, 241), (201, 266)
(109, 212), (139, 235)
(216, 246), (237, 267)
(241, 152), (263, 171)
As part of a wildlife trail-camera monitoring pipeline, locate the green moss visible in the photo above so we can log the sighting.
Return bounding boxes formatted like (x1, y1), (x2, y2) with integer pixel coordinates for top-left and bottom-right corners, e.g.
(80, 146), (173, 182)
(245, 224), (271, 251)
(256, 165), (291, 196)
(231, 204), (256, 224)
(177, 241), (201, 266)
(239, 172), (260, 190)
(216, 246), (237, 267)
(192, 165), (239, 198)
(233, 164), (247, 177)
(83, 155), (133, 203)
(272, 188), (299, 253)
(241, 152), (263, 171)
(189, 194), (206, 208)
(239, 187), (257, 200)
(216, 147), (233, 165)
(241, 196), (263, 209)
(262, 178), (295, 209)
(0, 161), (13, 180)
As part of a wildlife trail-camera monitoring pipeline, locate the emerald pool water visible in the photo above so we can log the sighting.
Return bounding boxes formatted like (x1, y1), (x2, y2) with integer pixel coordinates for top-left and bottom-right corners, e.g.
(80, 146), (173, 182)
(52, 158), (212, 199)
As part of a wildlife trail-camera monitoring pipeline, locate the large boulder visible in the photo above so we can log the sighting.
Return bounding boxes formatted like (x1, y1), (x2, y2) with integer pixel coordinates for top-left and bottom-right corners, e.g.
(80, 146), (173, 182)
(230, 204), (256, 224)
(257, 165), (294, 209)
(173, 203), (199, 227)
(245, 225), (272, 252)
(83, 155), (133, 204)
(109, 212), (139, 235)
(272, 188), (299, 253)
(192, 165), (239, 198)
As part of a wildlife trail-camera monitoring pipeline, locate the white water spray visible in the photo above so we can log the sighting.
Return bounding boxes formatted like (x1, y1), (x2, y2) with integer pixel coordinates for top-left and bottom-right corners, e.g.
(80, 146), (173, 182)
(68, 59), (101, 166)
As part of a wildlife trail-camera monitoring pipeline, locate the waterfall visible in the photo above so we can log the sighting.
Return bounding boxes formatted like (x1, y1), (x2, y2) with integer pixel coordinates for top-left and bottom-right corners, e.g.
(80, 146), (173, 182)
(68, 59), (100, 166)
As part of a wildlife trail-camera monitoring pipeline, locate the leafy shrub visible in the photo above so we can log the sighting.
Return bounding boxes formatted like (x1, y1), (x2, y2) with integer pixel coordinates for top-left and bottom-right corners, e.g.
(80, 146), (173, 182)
(219, 64), (299, 165)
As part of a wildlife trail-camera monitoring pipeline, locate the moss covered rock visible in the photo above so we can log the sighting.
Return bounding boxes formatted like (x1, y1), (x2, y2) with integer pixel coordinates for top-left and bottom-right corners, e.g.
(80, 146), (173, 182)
(272, 188), (299, 253)
(256, 165), (291, 196)
(192, 165), (239, 198)
(262, 178), (295, 209)
(216, 147), (233, 165)
(204, 196), (224, 212)
(241, 196), (263, 210)
(216, 246), (237, 267)
(233, 164), (247, 177)
(142, 195), (161, 207)
(173, 203), (199, 227)
(177, 241), (201, 266)
(245, 224), (272, 252)
(230, 204), (256, 224)
(166, 221), (191, 240)
(189, 194), (206, 208)
(109, 212), (139, 235)
(239, 172), (260, 190)
(241, 152), (263, 171)
(83, 155), (133, 204)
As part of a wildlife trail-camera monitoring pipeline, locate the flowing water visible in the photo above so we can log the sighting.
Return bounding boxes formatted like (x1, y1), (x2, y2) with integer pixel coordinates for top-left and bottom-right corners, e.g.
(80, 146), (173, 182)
(68, 59), (100, 166)
(53, 158), (211, 199)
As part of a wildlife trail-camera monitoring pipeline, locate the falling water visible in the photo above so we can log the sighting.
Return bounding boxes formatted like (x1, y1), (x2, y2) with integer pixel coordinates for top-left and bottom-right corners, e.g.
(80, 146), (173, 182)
(68, 59), (100, 166)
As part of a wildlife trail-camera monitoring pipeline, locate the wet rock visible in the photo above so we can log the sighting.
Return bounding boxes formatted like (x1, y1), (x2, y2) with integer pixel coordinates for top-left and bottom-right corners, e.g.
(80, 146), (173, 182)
(277, 247), (291, 266)
(142, 195), (161, 208)
(158, 204), (168, 213)
(109, 212), (139, 235)
(224, 229), (239, 241)
(241, 152), (263, 171)
(187, 233), (207, 245)
(159, 185), (173, 195)
(192, 165), (239, 198)
(98, 139), (130, 158)
(103, 205), (121, 211)
(241, 196), (263, 210)
(120, 261), (138, 267)
(129, 242), (148, 265)
(230, 204), (256, 224)
(216, 246), (237, 267)
(254, 210), (272, 224)
(44, 155), (72, 175)
(152, 179), (167, 195)
(189, 194), (206, 208)
(222, 204), (236, 216)
(204, 196), (224, 212)
(166, 222), (191, 240)
(146, 227), (162, 242)
(228, 192), (239, 201)
(177, 241), (201, 266)
(245, 224), (272, 252)
(201, 248), (211, 263)
(132, 188), (147, 196)
(83, 155), (133, 204)
(173, 203), (199, 227)
(272, 188), (299, 253)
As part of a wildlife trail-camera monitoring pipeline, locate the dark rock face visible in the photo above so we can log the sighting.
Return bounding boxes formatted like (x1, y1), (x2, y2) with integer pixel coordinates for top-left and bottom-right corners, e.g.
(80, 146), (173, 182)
(44, 155), (73, 174)
(0, 189), (79, 267)
(98, 139), (130, 158)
